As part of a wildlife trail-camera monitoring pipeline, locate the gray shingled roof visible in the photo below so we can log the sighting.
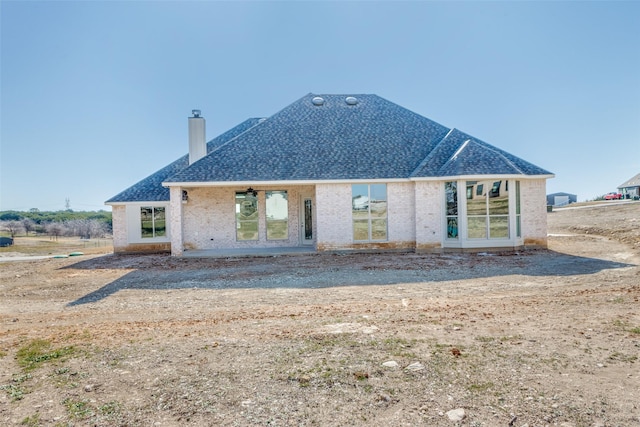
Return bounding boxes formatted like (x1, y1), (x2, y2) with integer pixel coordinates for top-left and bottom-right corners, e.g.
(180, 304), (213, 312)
(166, 94), (451, 182)
(107, 93), (552, 203)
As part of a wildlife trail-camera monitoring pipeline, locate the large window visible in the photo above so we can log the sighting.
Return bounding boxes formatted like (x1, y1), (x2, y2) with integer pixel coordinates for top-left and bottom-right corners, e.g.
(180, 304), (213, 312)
(266, 191), (288, 240)
(140, 206), (166, 238)
(466, 180), (509, 239)
(352, 184), (387, 241)
(235, 192), (258, 241)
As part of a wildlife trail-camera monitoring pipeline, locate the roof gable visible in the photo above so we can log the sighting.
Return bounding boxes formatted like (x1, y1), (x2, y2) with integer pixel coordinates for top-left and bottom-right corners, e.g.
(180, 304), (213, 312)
(411, 128), (552, 177)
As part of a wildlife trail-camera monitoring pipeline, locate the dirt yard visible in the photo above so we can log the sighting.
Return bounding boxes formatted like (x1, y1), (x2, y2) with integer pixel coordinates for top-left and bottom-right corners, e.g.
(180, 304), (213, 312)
(1, 202), (639, 426)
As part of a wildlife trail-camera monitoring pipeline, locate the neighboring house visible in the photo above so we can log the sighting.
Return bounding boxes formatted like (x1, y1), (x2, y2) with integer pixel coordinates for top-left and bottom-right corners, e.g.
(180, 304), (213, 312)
(546, 192), (577, 207)
(618, 172), (640, 199)
(106, 94), (554, 255)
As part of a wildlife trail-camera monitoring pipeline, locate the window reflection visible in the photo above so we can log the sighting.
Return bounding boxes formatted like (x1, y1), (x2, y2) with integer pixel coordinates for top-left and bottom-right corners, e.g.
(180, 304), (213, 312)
(266, 191), (288, 240)
(352, 184), (387, 241)
(445, 181), (458, 239)
(236, 192), (258, 241)
(140, 206), (165, 238)
(466, 180), (510, 239)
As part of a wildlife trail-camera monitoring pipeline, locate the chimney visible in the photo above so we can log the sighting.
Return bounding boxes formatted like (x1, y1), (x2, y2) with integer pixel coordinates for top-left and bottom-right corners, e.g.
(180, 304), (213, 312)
(188, 109), (206, 165)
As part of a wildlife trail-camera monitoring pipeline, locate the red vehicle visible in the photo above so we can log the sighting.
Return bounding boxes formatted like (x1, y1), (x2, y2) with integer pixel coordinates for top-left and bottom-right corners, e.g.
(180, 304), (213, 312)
(604, 192), (622, 200)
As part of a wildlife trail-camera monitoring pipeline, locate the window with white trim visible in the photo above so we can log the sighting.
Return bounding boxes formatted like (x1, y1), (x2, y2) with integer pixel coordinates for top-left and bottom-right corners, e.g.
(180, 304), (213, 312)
(352, 184), (387, 242)
(466, 180), (510, 239)
(445, 181), (459, 239)
(235, 192), (259, 241)
(266, 191), (288, 240)
(140, 206), (166, 238)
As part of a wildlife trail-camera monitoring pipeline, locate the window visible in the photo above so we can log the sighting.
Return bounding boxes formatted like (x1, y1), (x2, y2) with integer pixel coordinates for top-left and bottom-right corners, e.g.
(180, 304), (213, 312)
(140, 207), (166, 238)
(445, 181), (458, 239)
(352, 184), (387, 241)
(266, 191), (288, 240)
(466, 180), (509, 239)
(235, 192), (258, 241)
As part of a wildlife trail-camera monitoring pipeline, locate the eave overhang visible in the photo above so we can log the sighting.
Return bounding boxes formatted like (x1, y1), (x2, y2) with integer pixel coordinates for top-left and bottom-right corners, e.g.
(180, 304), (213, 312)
(162, 174), (555, 189)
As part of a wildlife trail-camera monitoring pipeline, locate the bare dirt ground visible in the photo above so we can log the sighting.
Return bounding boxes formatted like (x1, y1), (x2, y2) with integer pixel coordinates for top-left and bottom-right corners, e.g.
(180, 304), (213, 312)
(1, 202), (639, 426)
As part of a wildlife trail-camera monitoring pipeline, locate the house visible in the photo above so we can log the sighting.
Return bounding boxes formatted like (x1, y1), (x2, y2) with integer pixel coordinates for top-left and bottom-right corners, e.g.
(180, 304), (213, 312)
(106, 94), (554, 255)
(546, 192), (577, 207)
(618, 172), (640, 199)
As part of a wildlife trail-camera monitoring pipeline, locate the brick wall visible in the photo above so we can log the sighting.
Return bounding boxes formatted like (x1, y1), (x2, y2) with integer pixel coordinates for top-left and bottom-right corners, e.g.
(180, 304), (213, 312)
(315, 183), (352, 250)
(521, 178), (548, 248)
(415, 181), (443, 251)
(111, 205), (127, 251)
(169, 187), (184, 255)
(387, 182), (415, 245)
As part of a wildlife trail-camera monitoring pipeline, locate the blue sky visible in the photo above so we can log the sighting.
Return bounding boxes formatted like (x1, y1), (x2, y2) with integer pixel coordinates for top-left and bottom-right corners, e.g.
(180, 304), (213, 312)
(1, 1), (639, 211)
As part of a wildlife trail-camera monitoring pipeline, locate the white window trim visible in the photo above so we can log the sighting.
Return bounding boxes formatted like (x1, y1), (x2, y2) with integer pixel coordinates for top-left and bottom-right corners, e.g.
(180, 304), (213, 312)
(442, 180), (524, 249)
(125, 203), (171, 244)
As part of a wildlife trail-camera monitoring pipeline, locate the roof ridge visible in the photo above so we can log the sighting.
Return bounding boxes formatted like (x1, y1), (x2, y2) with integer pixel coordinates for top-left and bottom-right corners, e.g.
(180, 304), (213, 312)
(433, 137), (526, 176)
(205, 117), (265, 155)
(435, 135), (469, 175)
(409, 127), (455, 177)
(470, 140), (526, 174)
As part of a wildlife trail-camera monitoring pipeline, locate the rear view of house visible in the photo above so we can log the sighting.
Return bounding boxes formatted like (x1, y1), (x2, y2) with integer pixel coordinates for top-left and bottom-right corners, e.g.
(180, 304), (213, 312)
(106, 93), (554, 255)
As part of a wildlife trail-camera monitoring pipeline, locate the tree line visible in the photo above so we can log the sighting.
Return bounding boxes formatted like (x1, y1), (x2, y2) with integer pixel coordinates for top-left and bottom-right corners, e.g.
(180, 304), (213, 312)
(0, 210), (112, 239)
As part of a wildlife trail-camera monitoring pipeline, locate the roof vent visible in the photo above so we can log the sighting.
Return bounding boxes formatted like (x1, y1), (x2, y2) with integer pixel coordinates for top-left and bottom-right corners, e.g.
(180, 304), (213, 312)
(311, 96), (325, 106)
(345, 96), (358, 105)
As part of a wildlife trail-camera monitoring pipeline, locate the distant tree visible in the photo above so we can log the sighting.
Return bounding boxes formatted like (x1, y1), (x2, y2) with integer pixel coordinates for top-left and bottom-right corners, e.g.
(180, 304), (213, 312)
(0, 210), (112, 231)
(22, 218), (36, 236)
(44, 221), (64, 241)
(1, 220), (25, 238)
(0, 211), (22, 221)
(64, 219), (108, 239)
(88, 219), (109, 238)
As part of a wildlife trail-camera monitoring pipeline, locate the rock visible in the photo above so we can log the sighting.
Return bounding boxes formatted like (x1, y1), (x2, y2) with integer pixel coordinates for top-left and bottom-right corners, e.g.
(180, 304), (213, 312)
(382, 361), (399, 368)
(446, 408), (465, 421)
(405, 362), (425, 371)
(84, 384), (94, 392)
(378, 392), (392, 402)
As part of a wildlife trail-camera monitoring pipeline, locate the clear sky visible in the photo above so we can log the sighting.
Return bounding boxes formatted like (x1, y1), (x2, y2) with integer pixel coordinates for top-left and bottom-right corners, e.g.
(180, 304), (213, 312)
(1, 1), (639, 211)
